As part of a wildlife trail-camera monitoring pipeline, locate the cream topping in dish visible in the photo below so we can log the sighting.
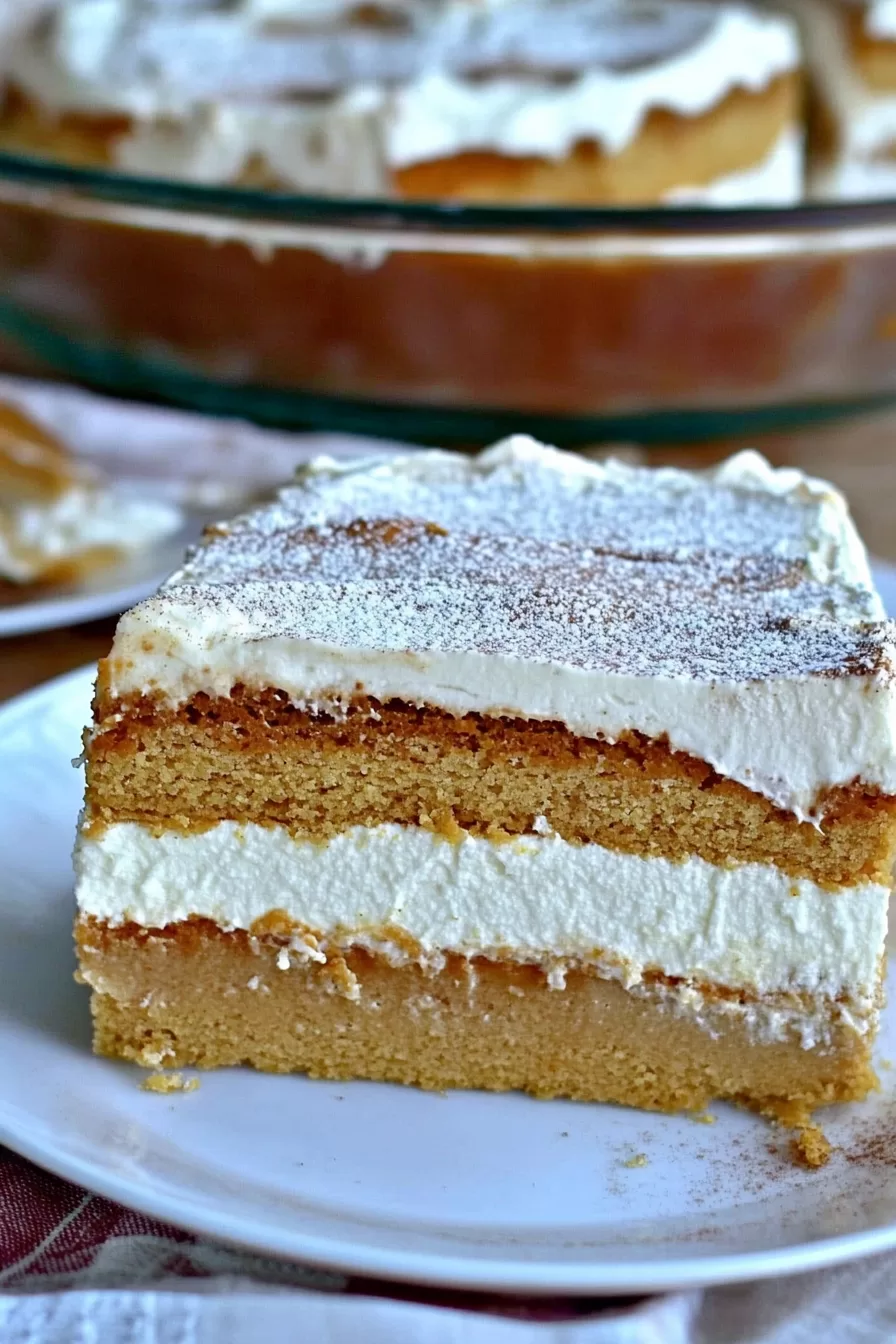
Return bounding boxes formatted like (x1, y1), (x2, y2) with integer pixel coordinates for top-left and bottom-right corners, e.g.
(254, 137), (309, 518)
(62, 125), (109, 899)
(385, 13), (796, 166)
(102, 438), (896, 819)
(9, 0), (799, 172)
(114, 91), (390, 194)
(110, 74), (802, 196)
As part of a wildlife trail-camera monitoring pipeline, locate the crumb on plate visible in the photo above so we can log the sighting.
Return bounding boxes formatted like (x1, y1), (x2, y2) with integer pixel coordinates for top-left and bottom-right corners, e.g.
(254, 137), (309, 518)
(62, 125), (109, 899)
(140, 1071), (199, 1095)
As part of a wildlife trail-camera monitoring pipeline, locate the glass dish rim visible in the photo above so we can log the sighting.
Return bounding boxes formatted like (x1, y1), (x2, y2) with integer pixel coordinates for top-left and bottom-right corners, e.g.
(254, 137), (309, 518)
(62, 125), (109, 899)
(2, 148), (896, 234)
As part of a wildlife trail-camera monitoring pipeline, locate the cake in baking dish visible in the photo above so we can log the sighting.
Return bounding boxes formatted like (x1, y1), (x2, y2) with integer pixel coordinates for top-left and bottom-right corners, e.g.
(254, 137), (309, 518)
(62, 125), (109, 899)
(0, 0), (803, 204)
(74, 438), (896, 1131)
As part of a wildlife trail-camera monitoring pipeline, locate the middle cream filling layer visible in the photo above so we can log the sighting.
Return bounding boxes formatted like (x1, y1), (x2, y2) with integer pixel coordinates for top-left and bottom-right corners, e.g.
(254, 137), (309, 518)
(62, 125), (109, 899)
(74, 819), (888, 1021)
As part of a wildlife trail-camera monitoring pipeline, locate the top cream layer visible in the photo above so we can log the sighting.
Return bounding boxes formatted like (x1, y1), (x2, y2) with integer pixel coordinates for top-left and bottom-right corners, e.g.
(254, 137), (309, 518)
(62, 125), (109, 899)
(103, 438), (896, 821)
(9, 1), (798, 167)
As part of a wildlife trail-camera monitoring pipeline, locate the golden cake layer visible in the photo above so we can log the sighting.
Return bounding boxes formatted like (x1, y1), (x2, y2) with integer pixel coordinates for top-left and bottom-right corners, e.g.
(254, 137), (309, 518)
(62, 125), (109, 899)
(77, 917), (876, 1115)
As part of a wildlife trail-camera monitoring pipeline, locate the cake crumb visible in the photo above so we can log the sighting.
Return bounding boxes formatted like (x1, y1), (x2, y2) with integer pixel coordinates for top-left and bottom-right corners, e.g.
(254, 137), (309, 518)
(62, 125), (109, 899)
(756, 1099), (831, 1168)
(136, 1047), (174, 1068)
(141, 1072), (199, 1095)
(326, 955), (361, 1002)
(690, 1111), (717, 1125)
(623, 1153), (648, 1169)
(879, 1058), (893, 1072)
(789, 1125), (832, 1169)
(422, 809), (465, 844)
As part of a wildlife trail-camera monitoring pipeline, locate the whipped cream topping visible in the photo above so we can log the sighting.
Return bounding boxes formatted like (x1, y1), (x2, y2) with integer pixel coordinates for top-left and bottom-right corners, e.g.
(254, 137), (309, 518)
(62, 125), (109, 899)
(110, 74), (802, 195)
(385, 13), (796, 166)
(9, 0), (799, 179)
(103, 438), (896, 819)
(74, 820), (889, 1020)
(115, 91), (390, 195)
(13, 0), (794, 99)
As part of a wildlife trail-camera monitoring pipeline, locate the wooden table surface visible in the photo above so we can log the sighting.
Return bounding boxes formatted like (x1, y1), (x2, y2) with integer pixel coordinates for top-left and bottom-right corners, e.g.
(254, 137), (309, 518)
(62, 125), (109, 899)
(0, 618), (115, 705)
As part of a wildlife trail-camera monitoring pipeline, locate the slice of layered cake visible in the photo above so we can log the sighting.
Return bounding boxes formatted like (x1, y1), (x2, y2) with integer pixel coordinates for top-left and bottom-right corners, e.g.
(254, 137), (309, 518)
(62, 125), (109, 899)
(74, 439), (896, 1130)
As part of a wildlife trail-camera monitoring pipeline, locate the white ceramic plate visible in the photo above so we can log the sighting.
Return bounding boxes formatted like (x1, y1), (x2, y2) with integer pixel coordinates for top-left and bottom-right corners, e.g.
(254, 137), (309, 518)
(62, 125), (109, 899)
(0, 518), (204, 638)
(2, 668), (896, 1294)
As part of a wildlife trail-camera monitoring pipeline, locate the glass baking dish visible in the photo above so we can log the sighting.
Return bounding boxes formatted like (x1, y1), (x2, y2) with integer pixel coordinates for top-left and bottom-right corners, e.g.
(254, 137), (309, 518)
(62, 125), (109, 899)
(0, 151), (894, 445)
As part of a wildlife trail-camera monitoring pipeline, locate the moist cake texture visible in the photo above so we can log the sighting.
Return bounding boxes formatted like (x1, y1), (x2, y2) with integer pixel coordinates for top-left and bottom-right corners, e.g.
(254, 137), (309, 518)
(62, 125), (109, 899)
(2, 0), (802, 204)
(74, 437), (896, 1126)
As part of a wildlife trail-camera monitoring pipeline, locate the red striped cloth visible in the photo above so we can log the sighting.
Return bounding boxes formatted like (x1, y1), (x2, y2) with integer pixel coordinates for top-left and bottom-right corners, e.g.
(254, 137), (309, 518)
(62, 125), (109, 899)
(0, 1147), (629, 1321)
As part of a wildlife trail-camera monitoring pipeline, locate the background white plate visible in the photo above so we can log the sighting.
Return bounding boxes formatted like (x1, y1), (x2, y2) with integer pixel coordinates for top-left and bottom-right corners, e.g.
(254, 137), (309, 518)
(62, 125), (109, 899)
(2, 666), (896, 1295)
(0, 373), (409, 640)
(0, 518), (201, 638)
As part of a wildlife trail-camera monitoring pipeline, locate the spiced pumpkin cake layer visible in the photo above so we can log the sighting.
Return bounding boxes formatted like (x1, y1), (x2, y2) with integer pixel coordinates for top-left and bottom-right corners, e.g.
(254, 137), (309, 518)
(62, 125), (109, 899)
(85, 695), (896, 888)
(76, 921), (877, 1113)
(2, 0), (803, 204)
(74, 438), (896, 1116)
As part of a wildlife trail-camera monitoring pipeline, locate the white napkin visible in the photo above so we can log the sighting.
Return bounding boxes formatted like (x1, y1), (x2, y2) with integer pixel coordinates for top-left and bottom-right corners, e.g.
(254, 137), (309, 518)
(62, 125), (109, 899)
(5, 1248), (896, 1344)
(0, 1282), (696, 1344)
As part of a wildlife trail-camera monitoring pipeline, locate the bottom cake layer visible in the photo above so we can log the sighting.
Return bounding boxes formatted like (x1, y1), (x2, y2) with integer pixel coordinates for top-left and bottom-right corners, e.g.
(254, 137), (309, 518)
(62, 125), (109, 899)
(76, 918), (876, 1116)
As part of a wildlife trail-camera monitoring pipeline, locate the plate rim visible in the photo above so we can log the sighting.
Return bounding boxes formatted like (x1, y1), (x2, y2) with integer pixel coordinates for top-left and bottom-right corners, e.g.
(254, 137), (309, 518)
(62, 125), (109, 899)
(3, 665), (896, 1295)
(4, 1110), (896, 1295)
